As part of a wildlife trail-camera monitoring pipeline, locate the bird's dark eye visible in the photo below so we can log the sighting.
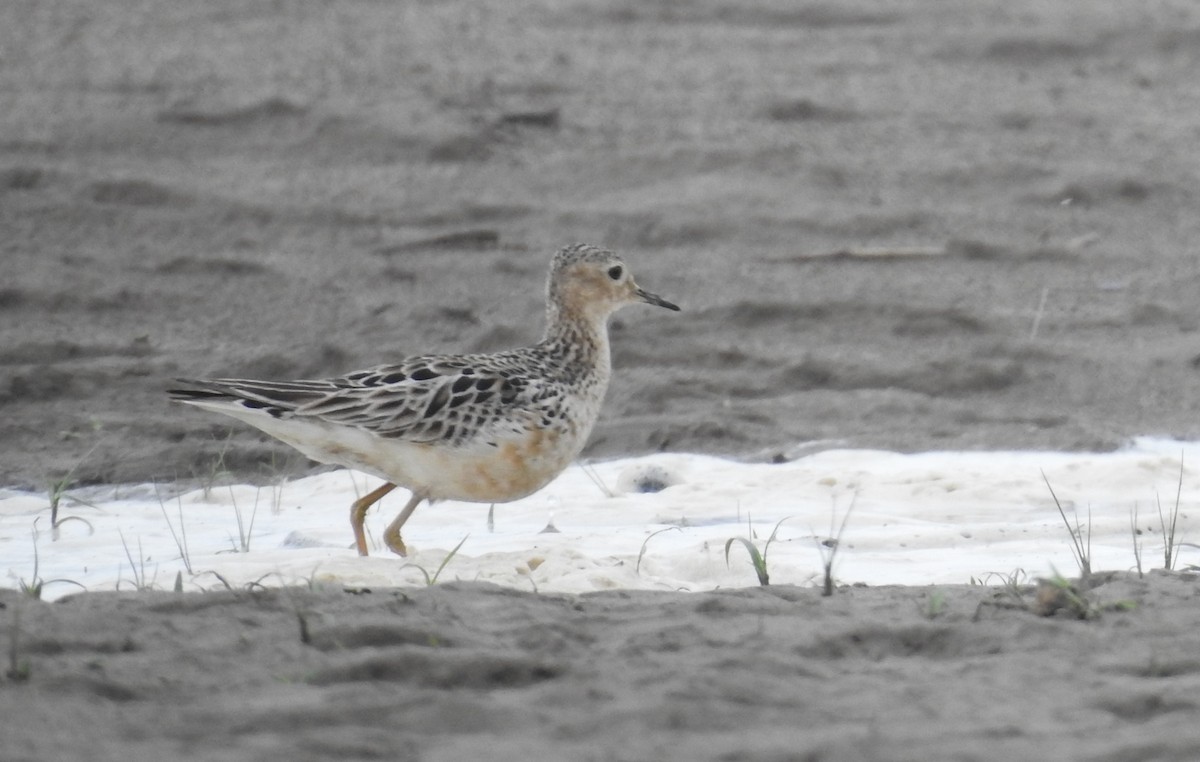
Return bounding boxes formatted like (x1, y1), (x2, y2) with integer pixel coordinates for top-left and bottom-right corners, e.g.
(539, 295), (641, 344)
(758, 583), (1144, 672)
(607, 265), (623, 280)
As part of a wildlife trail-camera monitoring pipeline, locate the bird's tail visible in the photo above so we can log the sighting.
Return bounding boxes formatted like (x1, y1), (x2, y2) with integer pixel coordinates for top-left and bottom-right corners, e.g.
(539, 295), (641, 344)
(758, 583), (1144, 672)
(168, 378), (333, 418)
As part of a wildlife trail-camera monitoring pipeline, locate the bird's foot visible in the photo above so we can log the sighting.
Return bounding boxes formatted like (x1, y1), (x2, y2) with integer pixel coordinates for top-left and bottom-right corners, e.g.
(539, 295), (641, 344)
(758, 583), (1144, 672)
(384, 525), (408, 557)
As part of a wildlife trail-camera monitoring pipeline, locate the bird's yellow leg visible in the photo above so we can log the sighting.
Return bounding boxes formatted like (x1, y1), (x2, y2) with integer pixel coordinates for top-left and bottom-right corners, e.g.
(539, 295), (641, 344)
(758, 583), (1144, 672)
(382, 491), (426, 557)
(350, 482), (397, 556)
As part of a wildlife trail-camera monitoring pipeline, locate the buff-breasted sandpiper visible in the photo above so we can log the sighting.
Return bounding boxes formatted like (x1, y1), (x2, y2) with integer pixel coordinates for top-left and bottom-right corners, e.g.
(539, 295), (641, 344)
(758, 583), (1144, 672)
(169, 243), (680, 556)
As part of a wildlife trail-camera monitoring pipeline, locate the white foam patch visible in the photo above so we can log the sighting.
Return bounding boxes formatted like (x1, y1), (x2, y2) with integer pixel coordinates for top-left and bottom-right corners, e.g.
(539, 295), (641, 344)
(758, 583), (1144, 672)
(3, 437), (1198, 599)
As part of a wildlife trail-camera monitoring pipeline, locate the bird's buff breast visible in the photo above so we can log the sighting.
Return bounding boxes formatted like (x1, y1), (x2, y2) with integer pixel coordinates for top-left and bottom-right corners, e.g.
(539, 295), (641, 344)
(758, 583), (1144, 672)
(444, 425), (578, 502)
(299, 420), (586, 504)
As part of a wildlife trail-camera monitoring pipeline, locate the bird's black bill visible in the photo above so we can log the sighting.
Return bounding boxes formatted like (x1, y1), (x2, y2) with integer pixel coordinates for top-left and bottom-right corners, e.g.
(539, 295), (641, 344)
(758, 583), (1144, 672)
(637, 288), (681, 311)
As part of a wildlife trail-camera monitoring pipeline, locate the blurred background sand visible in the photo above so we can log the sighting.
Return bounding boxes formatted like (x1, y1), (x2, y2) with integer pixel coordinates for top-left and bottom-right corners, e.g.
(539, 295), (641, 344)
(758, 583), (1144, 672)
(7, 5), (1200, 758)
(3, 0), (1200, 488)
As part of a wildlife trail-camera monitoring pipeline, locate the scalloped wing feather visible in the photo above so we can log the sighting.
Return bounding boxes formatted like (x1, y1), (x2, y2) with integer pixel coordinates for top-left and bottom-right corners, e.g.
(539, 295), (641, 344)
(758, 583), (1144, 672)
(174, 350), (566, 446)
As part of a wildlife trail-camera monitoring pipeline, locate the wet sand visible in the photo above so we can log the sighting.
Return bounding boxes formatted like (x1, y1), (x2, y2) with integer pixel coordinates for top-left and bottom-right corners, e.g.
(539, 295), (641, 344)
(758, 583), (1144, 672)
(6, 574), (1200, 761)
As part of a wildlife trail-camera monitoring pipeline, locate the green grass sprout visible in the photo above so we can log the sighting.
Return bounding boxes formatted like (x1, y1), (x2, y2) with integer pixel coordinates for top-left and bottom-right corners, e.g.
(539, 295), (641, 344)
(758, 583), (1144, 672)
(18, 529), (86, 599)
(725, 516), (790, 586)
(43, 442), (103, 541)
(923, 590), (947, 620)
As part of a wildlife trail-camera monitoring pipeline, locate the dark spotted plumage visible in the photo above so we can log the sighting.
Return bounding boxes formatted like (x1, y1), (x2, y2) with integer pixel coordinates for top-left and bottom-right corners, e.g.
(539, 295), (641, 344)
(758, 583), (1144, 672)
(169, 243), (680, 557)
(171, 347), (583, 447)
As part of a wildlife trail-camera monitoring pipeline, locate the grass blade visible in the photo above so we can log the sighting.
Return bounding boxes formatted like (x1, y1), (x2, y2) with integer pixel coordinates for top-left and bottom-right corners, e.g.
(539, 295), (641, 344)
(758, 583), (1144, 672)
(637, 526), (681, 575)
(725, 537), (769, 586)
(1042, 471), (1090, 579)
(429, 534), (470, 585)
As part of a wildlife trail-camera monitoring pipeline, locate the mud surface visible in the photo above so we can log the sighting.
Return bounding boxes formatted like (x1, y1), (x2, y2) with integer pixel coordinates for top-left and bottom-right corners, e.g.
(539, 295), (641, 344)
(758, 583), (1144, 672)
(5, 574), (1200, 761)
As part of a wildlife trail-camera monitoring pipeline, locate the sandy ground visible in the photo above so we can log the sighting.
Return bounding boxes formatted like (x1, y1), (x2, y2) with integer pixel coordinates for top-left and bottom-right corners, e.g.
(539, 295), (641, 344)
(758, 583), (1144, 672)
(5, 1), (1200, 759)
(5, 574), (1200, 761)
(4, 0), (1200, 489)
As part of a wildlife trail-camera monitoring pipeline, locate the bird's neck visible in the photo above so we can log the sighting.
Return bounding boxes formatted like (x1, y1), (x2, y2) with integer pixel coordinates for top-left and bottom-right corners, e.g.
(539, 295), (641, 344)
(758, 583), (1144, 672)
(541, 303), (612, 382)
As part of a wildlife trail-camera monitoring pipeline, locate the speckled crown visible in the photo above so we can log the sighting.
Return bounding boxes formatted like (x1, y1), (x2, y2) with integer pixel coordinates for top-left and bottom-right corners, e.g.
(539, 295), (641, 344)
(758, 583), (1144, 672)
(551, 243), (619, 272)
